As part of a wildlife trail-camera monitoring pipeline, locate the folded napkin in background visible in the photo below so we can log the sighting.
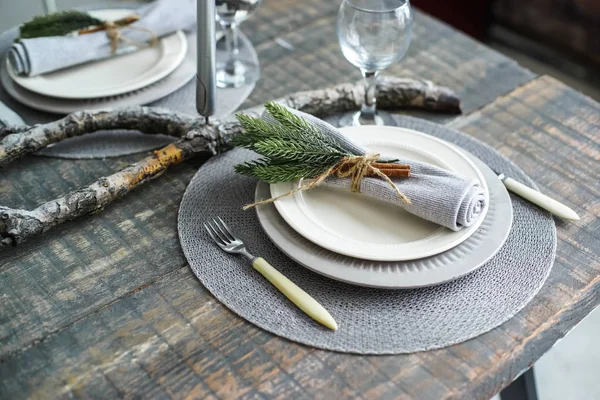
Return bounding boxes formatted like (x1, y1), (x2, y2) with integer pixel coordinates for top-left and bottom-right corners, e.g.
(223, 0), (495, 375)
(0, 100), (24, 127)
(8, 0), (196, 77)
(261, 108), (487, 231)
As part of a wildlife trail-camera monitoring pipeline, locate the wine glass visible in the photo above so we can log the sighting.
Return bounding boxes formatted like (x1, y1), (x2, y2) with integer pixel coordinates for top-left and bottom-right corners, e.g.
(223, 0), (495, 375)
(215, 0), (263, 88)
(337, 0), (413, 126)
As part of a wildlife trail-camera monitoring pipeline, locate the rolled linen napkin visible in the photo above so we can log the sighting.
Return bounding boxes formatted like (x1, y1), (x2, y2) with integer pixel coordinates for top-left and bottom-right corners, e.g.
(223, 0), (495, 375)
(8, 0), (196, 77)
(0, 100), (25, 127)
(261, 108), (487, 231)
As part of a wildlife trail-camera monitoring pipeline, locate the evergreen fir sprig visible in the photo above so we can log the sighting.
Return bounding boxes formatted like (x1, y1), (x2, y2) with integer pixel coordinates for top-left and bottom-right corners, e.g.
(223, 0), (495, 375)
(233, 102), (354, 183)
(253, 138), (346, 165)
(233, 102), (347, 153)
(18, 11), (103, 40)
(265, 102), (339, 146)
(235, 159), (332, 184)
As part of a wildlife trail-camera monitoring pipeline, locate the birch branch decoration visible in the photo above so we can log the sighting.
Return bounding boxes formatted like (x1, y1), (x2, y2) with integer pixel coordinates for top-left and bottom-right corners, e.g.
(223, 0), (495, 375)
(0, 77), (460, 247)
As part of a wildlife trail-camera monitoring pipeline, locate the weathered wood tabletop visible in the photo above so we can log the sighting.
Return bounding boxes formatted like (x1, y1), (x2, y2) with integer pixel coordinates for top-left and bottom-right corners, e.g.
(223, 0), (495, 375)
(1, 1), (599, 399)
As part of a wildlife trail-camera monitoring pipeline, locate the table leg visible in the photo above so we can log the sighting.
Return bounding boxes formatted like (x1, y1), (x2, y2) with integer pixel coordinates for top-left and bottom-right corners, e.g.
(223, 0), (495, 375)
(499, 367), (539, 400)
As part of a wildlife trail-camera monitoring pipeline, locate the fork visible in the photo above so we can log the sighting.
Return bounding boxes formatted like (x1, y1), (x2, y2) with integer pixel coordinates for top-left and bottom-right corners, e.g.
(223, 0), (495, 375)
(205, 217), (338, 330)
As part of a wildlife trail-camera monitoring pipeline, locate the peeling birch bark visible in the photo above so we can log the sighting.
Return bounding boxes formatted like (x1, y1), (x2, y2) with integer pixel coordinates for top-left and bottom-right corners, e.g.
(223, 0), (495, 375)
(0, 77), (461, 246)
(0, 125), (31, 140)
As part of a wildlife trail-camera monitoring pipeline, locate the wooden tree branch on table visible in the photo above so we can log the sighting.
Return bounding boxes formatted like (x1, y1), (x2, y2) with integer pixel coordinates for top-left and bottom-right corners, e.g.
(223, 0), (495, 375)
(0, 77), (460, 247)
(0, 125), (31, 140)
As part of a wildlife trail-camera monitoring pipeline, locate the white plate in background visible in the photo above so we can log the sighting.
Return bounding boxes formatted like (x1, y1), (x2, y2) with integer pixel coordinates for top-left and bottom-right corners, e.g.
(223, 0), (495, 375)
(8, 9), (187, 99)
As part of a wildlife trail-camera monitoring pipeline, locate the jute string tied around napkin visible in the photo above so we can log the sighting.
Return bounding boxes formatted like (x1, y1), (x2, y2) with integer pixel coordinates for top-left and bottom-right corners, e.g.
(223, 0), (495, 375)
(243, 153), (411, 210)
(78, 14), (159, 55)
(103, 19), (158, 54)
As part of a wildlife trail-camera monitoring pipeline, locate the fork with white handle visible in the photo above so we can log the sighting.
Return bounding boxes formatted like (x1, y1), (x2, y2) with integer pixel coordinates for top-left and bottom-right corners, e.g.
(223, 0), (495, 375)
(204, 217), (338, 330)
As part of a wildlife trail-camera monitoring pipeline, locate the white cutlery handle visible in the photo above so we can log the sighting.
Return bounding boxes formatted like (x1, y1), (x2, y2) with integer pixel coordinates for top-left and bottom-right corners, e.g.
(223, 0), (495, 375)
(252, 257), (338, 330)
(502, 177), (579, 220)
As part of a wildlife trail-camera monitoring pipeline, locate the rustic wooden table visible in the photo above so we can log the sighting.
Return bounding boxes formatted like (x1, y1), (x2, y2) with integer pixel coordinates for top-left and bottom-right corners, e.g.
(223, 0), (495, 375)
(1, 1), (598, 399)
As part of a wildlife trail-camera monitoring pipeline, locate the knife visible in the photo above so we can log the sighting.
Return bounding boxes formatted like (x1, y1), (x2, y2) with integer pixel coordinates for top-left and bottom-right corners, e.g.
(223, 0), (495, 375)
(497, 173), (580, 221)
(196, 0), (217, 122)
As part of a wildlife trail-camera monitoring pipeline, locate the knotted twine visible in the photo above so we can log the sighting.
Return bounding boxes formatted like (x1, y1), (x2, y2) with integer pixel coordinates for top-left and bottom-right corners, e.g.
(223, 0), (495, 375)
(101, 16), (158, 54)
(243, 153), (411, 209)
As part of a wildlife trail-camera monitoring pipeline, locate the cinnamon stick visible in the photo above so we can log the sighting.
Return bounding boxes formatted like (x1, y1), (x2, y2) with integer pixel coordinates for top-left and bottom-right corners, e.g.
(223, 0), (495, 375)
(337, 163), (410, 178)
(370, 162), (410, 170)
(370, 168), (410, 178)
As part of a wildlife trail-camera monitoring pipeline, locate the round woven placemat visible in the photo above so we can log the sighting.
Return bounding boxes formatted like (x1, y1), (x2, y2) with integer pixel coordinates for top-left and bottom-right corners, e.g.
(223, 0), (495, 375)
(178, 116), (556, 354)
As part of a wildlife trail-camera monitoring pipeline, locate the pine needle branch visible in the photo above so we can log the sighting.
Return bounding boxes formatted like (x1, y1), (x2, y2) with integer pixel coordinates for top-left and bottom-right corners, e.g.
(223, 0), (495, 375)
(253, 138), (345, 165)
(233, 103), (354, 183)
(232, 114), (289, 148)
(19, 11), (103, 39)
(233, 110), (350, 155)
(264, 101), (345, 151)
(235, 160), (331, 184)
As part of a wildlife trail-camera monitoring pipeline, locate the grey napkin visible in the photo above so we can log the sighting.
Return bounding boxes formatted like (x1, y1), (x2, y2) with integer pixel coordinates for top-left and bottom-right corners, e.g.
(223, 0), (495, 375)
(262, 108), (487, 231)
(0, 100), (24, 127)
(8, 0), (196, 77)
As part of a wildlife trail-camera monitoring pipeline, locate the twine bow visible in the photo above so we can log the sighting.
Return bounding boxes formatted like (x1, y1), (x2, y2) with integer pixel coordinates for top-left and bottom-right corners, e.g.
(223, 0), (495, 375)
(78, 14), (158, 54)
(104, 20), (158, 54)
(243, 153), (411, 210)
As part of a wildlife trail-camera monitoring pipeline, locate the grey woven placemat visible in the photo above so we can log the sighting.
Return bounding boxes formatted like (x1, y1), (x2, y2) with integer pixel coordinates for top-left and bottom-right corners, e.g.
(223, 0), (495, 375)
(177, 116), (556, 354)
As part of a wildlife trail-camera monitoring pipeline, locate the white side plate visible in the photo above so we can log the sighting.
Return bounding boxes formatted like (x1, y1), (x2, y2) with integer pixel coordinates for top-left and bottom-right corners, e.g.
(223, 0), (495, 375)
(270, 126), (489, 261)
(8, 9), (187, 99)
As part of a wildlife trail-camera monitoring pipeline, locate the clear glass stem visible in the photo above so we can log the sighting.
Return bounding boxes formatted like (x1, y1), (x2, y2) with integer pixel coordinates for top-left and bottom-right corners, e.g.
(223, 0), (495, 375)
(216, 19), (260, 88)
(223, 22), (239, 75)
(360, 69), (378, 122)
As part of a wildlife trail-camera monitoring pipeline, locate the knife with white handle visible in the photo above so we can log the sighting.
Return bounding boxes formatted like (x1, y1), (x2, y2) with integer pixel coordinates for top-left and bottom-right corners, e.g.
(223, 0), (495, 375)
(498, 174), (580, 220)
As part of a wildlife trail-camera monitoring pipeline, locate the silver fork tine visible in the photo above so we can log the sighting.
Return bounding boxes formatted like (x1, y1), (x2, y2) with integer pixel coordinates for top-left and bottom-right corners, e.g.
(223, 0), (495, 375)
(216, 217), (236, 241)
(211, 218), (234, 243)
(208, 219), (230, 244)
(204, 223), (225, 246)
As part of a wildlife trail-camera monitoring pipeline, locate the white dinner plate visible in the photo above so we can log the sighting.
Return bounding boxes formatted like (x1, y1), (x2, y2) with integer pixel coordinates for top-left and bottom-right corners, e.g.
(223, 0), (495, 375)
(8, 9), (187, 99)
(257, 151), (513, 288)
(270, 126), (489, 261)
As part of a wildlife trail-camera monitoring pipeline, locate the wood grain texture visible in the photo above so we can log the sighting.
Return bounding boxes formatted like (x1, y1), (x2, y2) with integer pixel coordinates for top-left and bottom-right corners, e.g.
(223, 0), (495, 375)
(2, 83), (597, 400)
(241, 7), (537, 118)
(0, 1), (538, 359)
(1, 1), (598, 399)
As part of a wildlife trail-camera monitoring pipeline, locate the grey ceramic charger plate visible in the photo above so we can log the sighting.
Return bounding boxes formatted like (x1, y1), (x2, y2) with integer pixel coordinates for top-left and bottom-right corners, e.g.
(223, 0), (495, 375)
(255, 153), (513, 289)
